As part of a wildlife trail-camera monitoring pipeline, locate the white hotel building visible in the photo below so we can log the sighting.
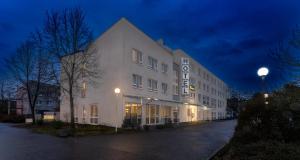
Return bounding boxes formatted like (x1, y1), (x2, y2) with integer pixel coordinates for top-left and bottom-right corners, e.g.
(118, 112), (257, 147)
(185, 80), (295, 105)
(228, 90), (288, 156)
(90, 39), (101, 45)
(60, 18), (230, 127)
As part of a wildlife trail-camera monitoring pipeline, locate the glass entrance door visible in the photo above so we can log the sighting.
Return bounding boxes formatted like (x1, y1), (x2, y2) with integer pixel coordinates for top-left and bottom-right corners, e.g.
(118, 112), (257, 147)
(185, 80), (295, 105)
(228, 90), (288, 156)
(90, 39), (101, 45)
(124, 103), (142, 128)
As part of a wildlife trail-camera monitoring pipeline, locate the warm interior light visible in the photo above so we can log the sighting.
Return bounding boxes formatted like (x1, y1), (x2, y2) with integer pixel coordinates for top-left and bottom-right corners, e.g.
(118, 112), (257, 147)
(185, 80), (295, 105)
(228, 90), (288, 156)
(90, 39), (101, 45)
(264, 93), (269, 98)
(114, 88), (120, 94)
(43, 115), (54, 121)
(257, 67), (269, 77)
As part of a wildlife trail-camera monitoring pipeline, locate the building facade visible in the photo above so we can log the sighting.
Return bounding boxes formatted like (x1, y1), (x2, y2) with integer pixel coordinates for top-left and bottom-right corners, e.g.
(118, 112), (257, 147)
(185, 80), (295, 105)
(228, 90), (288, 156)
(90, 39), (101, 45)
(60, 18), (230, 127)
(16, 81), (60, 117)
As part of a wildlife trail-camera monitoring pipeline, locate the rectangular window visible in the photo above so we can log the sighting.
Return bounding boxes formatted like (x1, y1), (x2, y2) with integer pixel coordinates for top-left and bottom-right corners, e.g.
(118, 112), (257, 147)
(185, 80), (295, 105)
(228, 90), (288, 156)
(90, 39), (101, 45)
(172, 85), (179, 95)
(81, 82), (87, 98)
(212, 112), (216, 120)
(148, 56), (158, 71)
(148, 79), (158, 91)
(132, 74), (142, 88)
(146, 104), (160, 124)
(90, 104), (98, 124)
(74, 106), (78, 123)
(162, 63), (168, 74)
(203, 95), (210, 106)
(132, 49), (143, 64)
(198, 94), (201, 102)
(211, 98), (216, 108)
(198, 68), (201, 76)
(190, 93), (195, 99)
(198, 81), (201, 90)
(162, 83), (168, 94)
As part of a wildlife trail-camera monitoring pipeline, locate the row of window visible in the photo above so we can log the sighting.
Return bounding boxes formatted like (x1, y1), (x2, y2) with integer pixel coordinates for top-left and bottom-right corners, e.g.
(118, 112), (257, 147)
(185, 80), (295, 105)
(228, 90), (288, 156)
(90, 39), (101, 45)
(189, 62), (227, 89)
(196, 94), (225, 108)
(132, 74), (168, 94)
(132, 49), (168, 74)
(74, 104), (98, 124)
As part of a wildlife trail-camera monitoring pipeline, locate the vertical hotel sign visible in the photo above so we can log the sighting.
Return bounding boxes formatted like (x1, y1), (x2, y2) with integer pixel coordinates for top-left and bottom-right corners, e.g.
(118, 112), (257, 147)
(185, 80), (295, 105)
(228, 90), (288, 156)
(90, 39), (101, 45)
(181, 58), (189, 95)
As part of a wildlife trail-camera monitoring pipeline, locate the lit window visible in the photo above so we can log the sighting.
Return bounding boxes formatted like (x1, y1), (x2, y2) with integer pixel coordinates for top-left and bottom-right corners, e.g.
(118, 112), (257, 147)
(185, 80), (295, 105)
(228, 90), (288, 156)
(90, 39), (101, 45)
(90, 104), (98, 124)
(81, 82), (87, 98)
(132, 49), (143, 64)
(132, 74), (142, 88)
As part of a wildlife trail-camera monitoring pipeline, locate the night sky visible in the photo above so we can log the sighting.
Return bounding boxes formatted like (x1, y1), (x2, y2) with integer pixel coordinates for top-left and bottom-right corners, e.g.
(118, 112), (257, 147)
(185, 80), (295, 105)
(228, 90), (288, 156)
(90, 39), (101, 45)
(1, 0), (300, 94)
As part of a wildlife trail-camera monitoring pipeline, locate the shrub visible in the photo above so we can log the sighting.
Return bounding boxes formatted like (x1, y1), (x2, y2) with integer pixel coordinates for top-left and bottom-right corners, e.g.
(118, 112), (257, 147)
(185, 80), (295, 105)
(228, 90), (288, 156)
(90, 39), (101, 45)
(51, 120), (64, 129)
(36, 119), (44, 125)
(143, 125), (149, 131)
(0, 115), (25, 123)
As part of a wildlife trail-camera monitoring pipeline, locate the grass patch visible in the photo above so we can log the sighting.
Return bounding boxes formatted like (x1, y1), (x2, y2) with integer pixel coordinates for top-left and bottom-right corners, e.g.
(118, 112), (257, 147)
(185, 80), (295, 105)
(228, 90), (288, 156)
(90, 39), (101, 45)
(16, 121), (132, 137)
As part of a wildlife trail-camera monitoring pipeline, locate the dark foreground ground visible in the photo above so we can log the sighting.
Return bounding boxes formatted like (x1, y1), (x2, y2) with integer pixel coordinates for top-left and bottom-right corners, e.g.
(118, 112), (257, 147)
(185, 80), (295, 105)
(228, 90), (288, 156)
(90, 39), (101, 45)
(0, 120), (236, 160)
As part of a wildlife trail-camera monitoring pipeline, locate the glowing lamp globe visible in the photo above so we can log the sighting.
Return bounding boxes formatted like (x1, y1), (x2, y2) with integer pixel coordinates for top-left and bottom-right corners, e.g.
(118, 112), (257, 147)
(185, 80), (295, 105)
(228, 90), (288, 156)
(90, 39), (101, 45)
(257, 67), (269, 77)
(114, 88), (120, 94)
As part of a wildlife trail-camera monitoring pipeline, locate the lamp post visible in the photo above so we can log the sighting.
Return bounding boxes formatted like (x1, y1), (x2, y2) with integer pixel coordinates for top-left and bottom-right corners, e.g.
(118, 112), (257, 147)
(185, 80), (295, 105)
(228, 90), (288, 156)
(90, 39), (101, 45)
(257, 67), (269, 91)
(257, 67), (269, 104)
(114, 88), (120, 133)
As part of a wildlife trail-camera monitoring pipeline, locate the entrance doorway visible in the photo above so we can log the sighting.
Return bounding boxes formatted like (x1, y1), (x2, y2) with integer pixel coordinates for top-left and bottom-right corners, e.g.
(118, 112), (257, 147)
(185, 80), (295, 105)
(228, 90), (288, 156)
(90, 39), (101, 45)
(123, 103), (142, 128)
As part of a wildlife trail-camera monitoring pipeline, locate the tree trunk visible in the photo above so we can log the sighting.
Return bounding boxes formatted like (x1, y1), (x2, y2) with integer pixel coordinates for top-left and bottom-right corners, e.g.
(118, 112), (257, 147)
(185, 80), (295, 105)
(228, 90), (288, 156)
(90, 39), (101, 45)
(69, 88), (75, 130)
(31, 106), (36, 124)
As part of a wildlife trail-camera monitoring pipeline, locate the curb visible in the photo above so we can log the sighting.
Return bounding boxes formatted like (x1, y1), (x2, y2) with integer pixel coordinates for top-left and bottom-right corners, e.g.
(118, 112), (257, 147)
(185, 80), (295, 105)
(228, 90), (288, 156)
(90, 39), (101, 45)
(206, 142), (228, 160)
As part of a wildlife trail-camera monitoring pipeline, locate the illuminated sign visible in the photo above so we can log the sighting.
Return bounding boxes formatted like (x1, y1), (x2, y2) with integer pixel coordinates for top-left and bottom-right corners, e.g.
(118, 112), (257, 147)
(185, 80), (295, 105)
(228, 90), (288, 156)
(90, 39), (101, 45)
(181, 58), (189, 95)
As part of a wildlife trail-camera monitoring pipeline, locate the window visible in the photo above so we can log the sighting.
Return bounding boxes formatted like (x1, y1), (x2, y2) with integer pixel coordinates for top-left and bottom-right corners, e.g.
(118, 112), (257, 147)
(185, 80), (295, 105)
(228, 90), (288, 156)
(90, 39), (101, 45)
(148, 79), (158, 91)
(90, 104), (98, 124)
(198, 68), (201, 76)
(161, 63), (168, 74)
(212, 112), (216, 120)
(148, 56), (158, 71)
(190, 77), (196, 85)
(81, 63), (87, 78)
(198, 81), (201, 90)
(74, 106), (78, 123)
(132, 74), (142, 88)
(190, 93), (195, 99)
(146, 104), (160, 124)
(203, 95), (210, 105)
(81, 82), (87, 98)
(172, 85), (179, 95)
(82, 105), (87, 123)
(211, 98), (216, 108)
(198, 94), (201, 102)
(132, 49), (143, 64)
(162, 83), (168, 94)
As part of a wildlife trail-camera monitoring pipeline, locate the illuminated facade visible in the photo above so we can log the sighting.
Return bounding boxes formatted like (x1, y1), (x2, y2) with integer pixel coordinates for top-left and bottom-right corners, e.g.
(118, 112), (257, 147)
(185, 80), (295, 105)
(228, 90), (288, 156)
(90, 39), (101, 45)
(60, 18), (230, 127)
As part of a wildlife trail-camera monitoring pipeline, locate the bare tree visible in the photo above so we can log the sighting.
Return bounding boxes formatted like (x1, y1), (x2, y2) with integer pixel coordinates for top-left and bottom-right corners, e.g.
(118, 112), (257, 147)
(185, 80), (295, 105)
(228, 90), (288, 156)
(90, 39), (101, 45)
(5, 31), (52, 124)
(269, 27), (300, 84)
(44, 8), (100, 129)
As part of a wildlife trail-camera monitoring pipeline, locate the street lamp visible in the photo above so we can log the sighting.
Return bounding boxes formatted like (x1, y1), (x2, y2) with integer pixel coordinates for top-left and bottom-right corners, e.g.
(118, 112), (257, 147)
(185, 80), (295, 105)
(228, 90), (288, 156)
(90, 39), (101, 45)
(114, 88), (120, 133)
(257, 67), (269, 80)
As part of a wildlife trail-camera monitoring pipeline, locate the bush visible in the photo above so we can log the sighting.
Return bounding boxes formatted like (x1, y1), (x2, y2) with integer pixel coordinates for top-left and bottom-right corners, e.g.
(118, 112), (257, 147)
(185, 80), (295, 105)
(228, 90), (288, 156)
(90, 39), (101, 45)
(212, 84), (300, 159)
(213, 141), (300, 160)
(36, 119), (44, 125)
(51, 120), (64, 129)
(143, 125), (149, 131)
(0, 115), (25, 123)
